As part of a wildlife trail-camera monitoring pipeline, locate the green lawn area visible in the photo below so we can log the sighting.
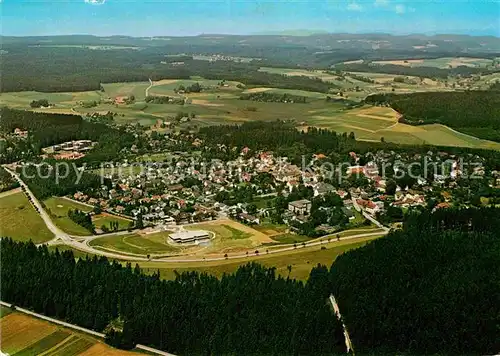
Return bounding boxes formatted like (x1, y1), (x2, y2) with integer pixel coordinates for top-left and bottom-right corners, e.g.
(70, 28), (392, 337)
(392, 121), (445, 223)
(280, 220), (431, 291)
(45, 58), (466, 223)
(186, 223), (251, 241)
(89, 233), (181, 255)
(222, 224), (252, 239)
(251, 196), (276, 209)
(0, 192), (53, 243)
(92, 214), (133, 231)
(140, 235), (380, 280)
(269, 233), (312, 244)
(43, 197), (93, 236)
(101, 81), (151, 101)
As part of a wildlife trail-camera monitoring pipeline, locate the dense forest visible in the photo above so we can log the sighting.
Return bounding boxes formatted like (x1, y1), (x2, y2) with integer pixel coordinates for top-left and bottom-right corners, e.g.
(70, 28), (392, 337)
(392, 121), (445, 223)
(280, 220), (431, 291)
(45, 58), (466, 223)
(67, 209), (94, 233)
(240, 92), (308, 103)
(0, 108), (137, 164)
(365, 91), (500, 142)
(3, 38), (498, 93)
(1, 46), (335, 93)
(197, 121), (357, 163)
(1, 240), (346, 355)
(334, 61), (498, 79)
(330, 207), (500, 355)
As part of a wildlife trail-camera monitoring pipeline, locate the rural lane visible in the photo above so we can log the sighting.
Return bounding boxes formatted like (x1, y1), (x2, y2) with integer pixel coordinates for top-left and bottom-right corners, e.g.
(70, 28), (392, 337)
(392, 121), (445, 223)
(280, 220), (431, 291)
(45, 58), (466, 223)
(3, 167), (70, 243)
(145, 78), (153, 97)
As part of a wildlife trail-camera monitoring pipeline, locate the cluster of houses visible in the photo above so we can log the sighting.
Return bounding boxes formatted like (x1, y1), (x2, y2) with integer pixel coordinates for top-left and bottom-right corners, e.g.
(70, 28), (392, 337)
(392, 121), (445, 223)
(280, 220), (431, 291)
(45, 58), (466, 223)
(67, 147), (488, 231)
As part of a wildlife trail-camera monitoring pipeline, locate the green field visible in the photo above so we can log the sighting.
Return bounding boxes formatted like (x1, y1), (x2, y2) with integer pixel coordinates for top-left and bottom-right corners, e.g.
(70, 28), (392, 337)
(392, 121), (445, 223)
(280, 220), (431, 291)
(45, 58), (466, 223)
(2, 72), (500, 150)
(0, 191), (54, 243)
(89, 232), (182, 255)
(44, 197), (93, 236)
(140, 235), (380, 280)
(101, 81), (151, 101)
(92, 213), (133, 232)
(44, 197), (133, 235)
(270, 233), (311, 244)
(0, 310), (140, 355)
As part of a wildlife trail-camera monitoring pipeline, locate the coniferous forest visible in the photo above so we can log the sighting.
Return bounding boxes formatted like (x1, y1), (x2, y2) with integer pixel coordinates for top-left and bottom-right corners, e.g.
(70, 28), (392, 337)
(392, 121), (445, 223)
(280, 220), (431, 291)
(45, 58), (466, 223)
(330, 207), (500, 355)
(1, 240), (345, 355)
(2, 207), (499, 355)
(365, 91), (500, 142)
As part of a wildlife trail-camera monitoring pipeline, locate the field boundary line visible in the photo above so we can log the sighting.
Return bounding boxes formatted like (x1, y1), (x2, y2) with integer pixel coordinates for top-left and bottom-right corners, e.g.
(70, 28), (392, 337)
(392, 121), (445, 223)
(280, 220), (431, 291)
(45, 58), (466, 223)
(0, 301), (105, 338)
(0, 301), (177, 356)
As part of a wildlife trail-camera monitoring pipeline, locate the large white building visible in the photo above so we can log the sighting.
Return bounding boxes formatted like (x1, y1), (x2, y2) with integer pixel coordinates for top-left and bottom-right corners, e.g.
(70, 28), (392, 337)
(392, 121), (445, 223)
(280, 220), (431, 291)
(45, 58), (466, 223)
(169, 230), (210, 244)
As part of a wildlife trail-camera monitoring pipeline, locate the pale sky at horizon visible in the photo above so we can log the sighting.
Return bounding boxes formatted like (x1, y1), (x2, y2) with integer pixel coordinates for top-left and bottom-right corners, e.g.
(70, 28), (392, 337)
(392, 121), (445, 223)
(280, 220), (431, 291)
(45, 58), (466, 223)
(2, 0), (499, 37)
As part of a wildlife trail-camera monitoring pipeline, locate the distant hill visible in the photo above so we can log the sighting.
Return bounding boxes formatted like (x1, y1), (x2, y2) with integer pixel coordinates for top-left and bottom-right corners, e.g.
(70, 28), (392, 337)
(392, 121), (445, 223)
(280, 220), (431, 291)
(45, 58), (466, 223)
(251, 29), (330, 36)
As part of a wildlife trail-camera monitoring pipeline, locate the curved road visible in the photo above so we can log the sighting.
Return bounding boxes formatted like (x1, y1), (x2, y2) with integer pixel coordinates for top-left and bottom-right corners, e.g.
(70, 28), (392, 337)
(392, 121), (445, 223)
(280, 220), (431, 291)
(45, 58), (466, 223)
(145, 78), (153, 97)
(4, 166), (388, 263)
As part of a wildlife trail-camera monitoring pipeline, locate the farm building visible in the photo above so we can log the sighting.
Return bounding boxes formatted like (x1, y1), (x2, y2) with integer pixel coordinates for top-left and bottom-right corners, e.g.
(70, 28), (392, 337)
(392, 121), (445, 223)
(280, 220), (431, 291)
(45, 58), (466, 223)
(169, 230), (210, 244)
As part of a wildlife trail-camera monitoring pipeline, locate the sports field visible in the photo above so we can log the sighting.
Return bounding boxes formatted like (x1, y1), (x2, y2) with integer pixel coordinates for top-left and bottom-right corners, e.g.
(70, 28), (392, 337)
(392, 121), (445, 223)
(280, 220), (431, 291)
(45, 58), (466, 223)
(88, 220), (274, 256)
(44, 197), (133, 236)
(185, 219), (275, 254)
(0, 191), (54, 243)
(0, 310), (141, 355)
(89, 232), (183, 256)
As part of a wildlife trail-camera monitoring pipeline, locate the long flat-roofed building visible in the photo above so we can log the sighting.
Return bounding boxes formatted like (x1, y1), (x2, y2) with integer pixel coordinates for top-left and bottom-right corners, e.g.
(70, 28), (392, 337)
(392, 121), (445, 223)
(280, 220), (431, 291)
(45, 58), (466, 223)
(169, 230), (210, 244)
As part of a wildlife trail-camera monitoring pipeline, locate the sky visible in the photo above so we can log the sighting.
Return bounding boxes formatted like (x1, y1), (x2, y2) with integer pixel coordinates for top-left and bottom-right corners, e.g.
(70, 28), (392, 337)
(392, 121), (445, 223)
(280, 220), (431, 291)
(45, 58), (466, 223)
(1, 0), (499, 37)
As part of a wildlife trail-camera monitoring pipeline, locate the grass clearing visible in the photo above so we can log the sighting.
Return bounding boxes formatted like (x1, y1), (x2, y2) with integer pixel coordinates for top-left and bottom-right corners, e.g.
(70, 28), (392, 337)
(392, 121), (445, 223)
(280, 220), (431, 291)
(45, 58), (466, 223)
(89, 232), (182, 255)
(44, 197), (93, 236)
(270, 233), (311, 244)
(0, 192), (54, 243)
(140, 235), (380, 280)
(92, 213), (133, 231)
(101, 81), (150, 101)
(1, 305), (14, 318)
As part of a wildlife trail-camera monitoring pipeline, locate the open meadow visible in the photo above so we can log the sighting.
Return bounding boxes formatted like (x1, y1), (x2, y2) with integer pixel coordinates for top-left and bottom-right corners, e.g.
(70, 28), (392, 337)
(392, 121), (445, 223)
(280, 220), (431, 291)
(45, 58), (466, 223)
(0, 309), (142, 355)
(0, 191), (54, 243)
(44, 197), (94, 236)
(48, 233), (382, 280)
(44, 197), (133, 236)
(1, 68), (499, 150)
(371, 57), (498, 68)
(139, 235), (379, 280)
(89, 232), (184, 256)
